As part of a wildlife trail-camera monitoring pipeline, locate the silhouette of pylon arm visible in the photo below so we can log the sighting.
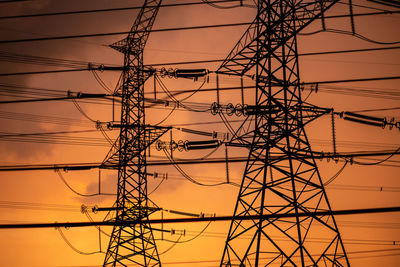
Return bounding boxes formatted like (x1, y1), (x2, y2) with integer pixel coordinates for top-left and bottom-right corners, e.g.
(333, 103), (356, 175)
(218, 0), (339, 76)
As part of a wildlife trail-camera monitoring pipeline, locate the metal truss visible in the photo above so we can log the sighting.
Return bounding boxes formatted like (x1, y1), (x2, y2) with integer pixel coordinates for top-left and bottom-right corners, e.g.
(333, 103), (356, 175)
(220, 0), (350, 266)
(103, 1), (165, 266)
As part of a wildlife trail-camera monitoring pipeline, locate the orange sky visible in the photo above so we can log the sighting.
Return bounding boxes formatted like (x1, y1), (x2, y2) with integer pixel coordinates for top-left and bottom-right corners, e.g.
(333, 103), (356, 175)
(0, 0), (399, 266)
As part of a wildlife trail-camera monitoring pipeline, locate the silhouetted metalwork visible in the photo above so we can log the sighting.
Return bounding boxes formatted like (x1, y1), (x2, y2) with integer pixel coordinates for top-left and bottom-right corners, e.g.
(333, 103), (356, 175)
(219, 0), (350, 266)
(102, 0), (165, 266)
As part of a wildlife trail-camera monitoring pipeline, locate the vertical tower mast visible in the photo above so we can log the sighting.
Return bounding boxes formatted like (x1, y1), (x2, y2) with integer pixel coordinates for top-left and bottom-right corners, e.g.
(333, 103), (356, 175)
(103, 1), (164, 266)
(220, 0), (349, 266)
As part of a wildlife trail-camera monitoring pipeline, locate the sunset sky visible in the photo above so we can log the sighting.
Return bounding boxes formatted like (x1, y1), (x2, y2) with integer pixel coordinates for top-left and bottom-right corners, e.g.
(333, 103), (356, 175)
(0, 0), (399, 266)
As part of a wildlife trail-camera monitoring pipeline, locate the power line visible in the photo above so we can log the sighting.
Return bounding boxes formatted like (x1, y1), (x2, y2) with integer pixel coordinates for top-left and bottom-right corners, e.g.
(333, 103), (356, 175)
(0, 22), (252, 44)
(0, 0), (29, 3)
(0, 68), (92, 77)
(2, 8), (400, 45)
(0, 0), (246, 20)
(0, 149), (398, 171)
(1, 46), (399, 77)
(0, 5), (398, 21)
(1, 206), (400, 229)
(146, 46), (400, 66)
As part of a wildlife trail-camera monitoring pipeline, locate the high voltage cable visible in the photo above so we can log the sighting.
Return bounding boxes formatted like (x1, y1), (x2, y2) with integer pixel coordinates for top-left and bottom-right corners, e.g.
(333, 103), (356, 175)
(0, 6), (397, 21)
(367, 0), (400, 8)
(0, 128), (396, 151)
(159, 172), (400, 192)
(0, 149), (398, 171)
(0, 68), (90, 77)
(0, 22), (252, 44)
(0, 76), (398, 103)
(0, 0), (29, 3)
(44, 248), (400, 266)
(1, 206), (400, 229)
(0, 110), (90, 127)
(1, 46), (400, 76)
(0, 0), (246, 20)
(0, 200), (79, 212)
(147, 45), (400, 67)
(2, 8), (400, 45)
(182, 229), (400, 245)
(2, 200), (400, 229)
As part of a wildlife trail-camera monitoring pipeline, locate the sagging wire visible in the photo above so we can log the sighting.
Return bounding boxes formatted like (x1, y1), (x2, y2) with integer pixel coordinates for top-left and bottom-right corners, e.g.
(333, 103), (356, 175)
(179, 78), (207, 102)
(353, 146), (400, 166)
(338, 0), (393, 12)
(323, 160), (349, 186)
(96, 121), (114, 146)
(156, 221), (213, 255)
(366, 0), (400, 8)
(158, 234), (183, 255)
(163, 148), (240, 187)
(57, 226), (102, 255)
(72, 99), (97, 123)
(81, 206), (111, 238)
(171, 221), (213, 243)
(90, 68), (113, 94)
(351, 107), (400, 113)
(148, 175), (167, 195)
(155, 75), (210, 113)
(201, 0), (255, 8)
(300, 27), (400, 45)
(154, 105), (176, 126)
(55, 169), (116, 197)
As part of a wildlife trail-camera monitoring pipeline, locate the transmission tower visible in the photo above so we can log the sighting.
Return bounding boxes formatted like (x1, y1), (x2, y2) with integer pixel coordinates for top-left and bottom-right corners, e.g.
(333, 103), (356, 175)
(101, 0), (167, 266)
(219, 0), (349, 266)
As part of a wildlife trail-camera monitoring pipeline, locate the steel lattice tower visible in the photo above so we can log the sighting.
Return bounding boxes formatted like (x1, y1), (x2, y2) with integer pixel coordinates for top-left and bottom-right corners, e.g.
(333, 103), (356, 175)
(219, 0), (350, 266)
(102, 1), (167, 266)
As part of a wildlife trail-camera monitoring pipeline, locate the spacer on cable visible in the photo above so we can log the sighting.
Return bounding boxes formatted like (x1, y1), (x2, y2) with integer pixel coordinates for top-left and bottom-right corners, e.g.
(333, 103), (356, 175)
(160, 67), (167, 78)
(177, 140), (185, 152)
(212, 131), (217, 139)
(226, 103), (235, 116)
(210, 102), (220, 115)
(235, 104), (243, 117)
(92, 205), (98, 214)
(81, 204), (87, 214)
(171, 140), (178, 151)
(320, 152), (324, 161)
(242, 104), (249, 116)
(95, 120), (102, 130)
(184, 140), (189, 151)
(155, 140), (164, 151)
(388, 118), (395, 130)
(168, 68), (174, 79)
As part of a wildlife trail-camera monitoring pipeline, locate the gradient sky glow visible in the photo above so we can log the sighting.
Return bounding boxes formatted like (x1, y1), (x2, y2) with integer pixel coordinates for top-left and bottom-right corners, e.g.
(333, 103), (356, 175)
(0, 0), (399, 266)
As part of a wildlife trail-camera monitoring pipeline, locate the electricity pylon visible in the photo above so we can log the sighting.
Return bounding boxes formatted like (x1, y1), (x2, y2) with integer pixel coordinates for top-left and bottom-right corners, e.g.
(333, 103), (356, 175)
(219, 0), (349, 266)
(102, 0), (166, 266)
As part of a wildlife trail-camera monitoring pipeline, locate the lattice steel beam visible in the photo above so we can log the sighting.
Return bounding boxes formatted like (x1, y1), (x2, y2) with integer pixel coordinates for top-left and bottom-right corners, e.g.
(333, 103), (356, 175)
(103, 1), (164, 266)
(220, 1), (349, 266)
